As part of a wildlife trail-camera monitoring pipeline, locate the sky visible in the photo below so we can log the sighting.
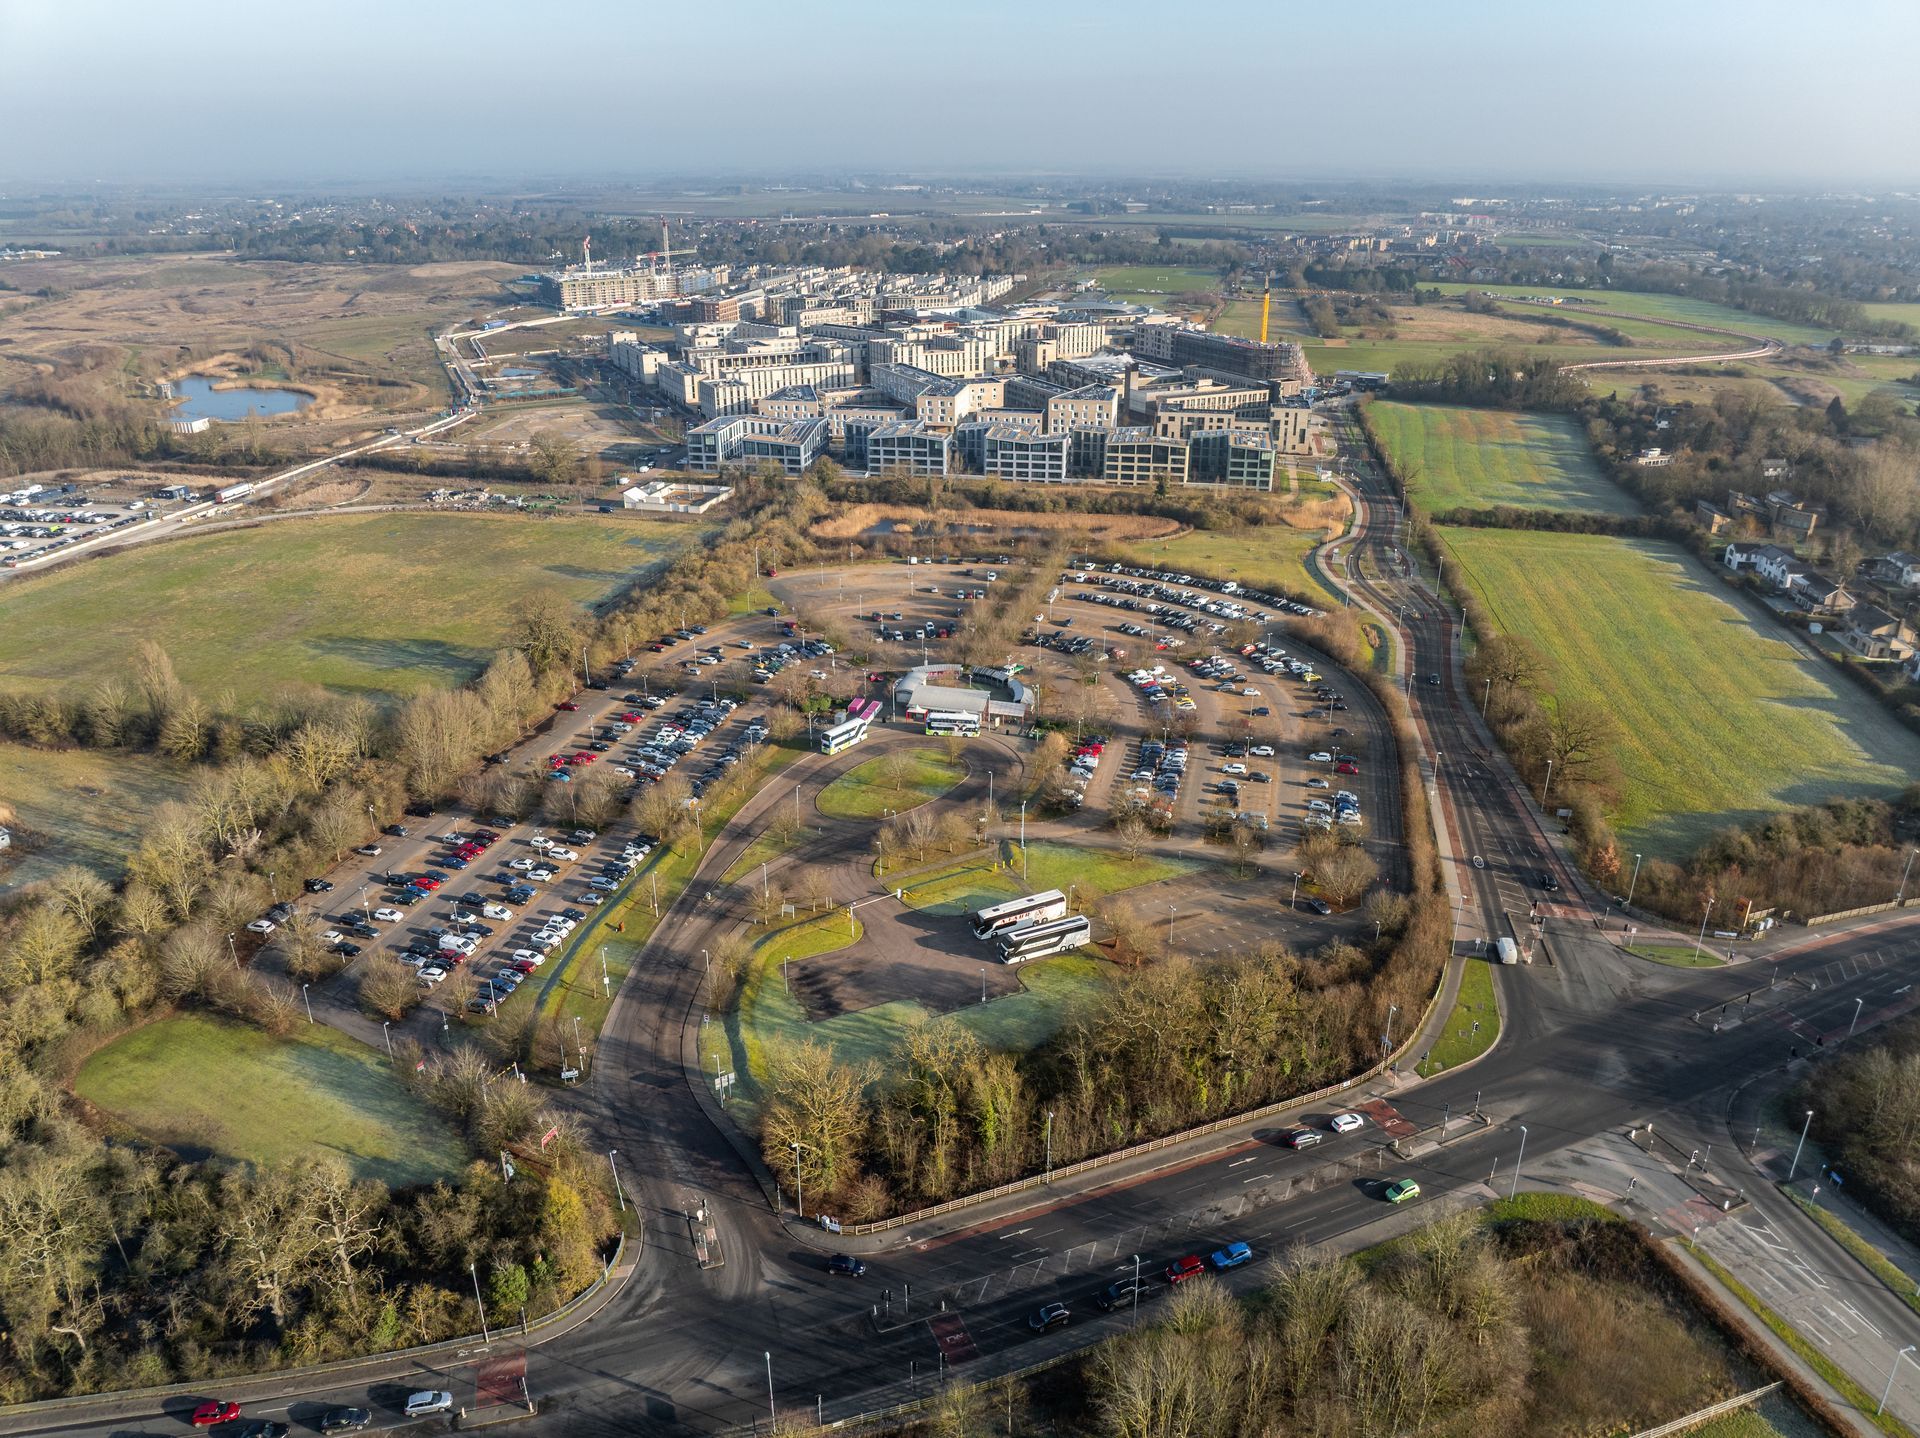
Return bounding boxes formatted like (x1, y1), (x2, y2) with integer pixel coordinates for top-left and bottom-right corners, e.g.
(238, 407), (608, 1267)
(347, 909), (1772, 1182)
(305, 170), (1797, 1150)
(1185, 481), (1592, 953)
(5, 0), (1918, 189)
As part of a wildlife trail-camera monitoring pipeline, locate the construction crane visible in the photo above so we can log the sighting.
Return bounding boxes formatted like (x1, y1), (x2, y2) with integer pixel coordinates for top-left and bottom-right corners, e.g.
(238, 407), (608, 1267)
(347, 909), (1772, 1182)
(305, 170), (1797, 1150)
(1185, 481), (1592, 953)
(1260, 271), (1272, 345)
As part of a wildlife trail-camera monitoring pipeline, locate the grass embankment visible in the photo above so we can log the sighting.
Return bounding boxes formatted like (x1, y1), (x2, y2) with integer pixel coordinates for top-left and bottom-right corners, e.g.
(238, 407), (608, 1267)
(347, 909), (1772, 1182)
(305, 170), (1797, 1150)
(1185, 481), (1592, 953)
(1416, 956), (1500, 1076)
(816, 748), (966, 819)
(0, 741), (191, 892)
(1423, 283), (1839, 346)
(721, 820), (819, 884)
(1628, 943), (1726, 969)
(75, 1013), (465, 1186)
(532, 742), (804, 1047)
(1783, 1189), (1920, 1321)
(1693, 1249), (1916, 1437)
(1370, 401), (1640, 516)
(0, 512), (703, 703)
(1437, 528), (1920, 858)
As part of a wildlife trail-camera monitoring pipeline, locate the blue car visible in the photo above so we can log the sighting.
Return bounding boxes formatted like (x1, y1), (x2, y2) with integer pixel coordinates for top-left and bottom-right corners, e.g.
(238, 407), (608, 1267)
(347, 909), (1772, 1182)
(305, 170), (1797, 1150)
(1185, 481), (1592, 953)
(1208, 1241), (1253, 1272)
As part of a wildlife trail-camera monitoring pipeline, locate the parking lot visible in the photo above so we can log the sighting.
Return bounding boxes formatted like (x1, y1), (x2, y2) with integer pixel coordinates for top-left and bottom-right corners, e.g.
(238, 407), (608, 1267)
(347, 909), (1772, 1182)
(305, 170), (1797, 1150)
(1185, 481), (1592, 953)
(0, 476), (205, 567)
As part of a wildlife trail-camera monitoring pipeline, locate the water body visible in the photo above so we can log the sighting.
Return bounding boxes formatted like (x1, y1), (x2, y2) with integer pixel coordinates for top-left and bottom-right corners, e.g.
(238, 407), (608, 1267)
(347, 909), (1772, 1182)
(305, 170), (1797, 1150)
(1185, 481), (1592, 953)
(169, 376), (312, 422)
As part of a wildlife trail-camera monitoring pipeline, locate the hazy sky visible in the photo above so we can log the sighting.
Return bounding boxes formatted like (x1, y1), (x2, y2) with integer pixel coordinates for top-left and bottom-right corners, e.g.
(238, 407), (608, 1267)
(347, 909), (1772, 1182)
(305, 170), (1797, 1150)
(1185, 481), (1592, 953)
(6, 0), (1917, 188)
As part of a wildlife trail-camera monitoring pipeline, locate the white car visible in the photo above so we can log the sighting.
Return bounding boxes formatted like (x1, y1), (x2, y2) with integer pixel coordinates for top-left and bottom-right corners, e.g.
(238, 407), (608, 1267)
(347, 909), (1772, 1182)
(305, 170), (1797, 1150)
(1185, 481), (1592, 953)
(546, 847), (578, 862)
(529, 835), (553, 851)
(1307, 799), (1333, 813)
(611, 766), (636, 778)
(1251, 745), (1275, 757)
(320, 930), (344, 946)
(509, 857), (536, 871)
(1222, 762), (1247, 776)
(528, 867), (556, 882)
(245, 918), (276, 935)
(483, 904), (514, 921)
(405, 1392), (454, 1419)
(1243, 687), (1260, 697)
(510, 949), (544, 965)
(374, 906), (405, 922)
(1306, 778), (1330, 789)
(621, 846), (650, 861)
(1331, 1112), (1366, 1134)
(440, 935), (477, 955)
(1307, 751), (1333, 764)
(418, 965), (448, 986)
(550, 917), (577, 933)
(580, 893), (604, 906)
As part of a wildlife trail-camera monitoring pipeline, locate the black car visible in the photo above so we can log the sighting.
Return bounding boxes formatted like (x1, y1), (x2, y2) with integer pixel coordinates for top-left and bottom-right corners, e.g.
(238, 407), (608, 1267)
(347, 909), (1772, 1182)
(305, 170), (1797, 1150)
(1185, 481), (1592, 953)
(304, 878), (334, 894)
(1027, 1302), (1071, 1333)
(383, 824), (409, 838)
(1538, 871), (1560, 892)
(266, 902), (293, 923)
(1301, 897), (1333, 916)
(346, 922), (378, 939)
(827, 1254), (866, 1277)
(331, 941), (362, 958)
(318, 1409), (372, 1435)
(1425, 674), (1441, 686)
(405, 801), (434, 818)
(231, 1423), (290, 1438)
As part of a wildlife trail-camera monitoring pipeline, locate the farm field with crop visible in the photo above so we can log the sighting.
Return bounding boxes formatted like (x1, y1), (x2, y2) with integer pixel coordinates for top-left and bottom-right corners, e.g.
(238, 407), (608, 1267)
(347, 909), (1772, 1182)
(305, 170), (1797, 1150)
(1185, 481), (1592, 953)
(0, 512), (702, 704)
(1369, 402), (1639, 515)
(1436, 527), (1920, 856)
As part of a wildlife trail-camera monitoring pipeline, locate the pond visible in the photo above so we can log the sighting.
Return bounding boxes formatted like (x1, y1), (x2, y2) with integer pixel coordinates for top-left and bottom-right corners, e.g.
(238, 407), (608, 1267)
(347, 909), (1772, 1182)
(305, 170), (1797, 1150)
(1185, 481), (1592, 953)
(169, 376), (312, 422)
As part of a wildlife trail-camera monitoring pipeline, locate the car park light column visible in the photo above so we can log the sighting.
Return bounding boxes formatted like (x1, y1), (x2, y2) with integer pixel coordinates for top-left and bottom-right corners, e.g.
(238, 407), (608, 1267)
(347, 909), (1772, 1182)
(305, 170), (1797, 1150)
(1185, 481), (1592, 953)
(1511, 1124), (1528, 1199)
(470, 1261), (490, 1342)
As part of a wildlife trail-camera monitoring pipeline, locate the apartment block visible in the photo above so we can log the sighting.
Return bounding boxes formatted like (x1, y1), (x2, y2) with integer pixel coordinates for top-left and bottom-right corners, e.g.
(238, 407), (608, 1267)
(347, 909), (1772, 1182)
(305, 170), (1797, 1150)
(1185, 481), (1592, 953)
(983, 427), (1070, 483)
(1103, 428), (1189, 487)
(1188, 429), (1277, 490)
(1045, 384), (1120, 434)
(685, 415), (827, 476)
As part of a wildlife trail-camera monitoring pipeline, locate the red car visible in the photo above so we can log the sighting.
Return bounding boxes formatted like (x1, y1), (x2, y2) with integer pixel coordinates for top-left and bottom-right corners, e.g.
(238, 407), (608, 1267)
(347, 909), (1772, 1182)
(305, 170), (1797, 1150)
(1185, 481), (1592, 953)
(1335, 761), (1359, 776)
(618, 711), (641, 722)
(412, 875), (443, 891)
(191, 1401), (240, 1426)
(1164, 1255), (1205, 1284)
(570, 753), (596, 765)
(557, 701), (580, 712)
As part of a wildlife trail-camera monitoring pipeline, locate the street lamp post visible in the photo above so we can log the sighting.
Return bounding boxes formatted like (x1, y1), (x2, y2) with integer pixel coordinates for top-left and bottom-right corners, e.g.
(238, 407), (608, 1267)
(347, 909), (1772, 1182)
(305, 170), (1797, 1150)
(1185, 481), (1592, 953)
(1789, 1108), (1814, 1181)
(1166, 904), (1176, 958)
(765, 1352), (777, 1429)
(1383, 1003), (1399, 1056)
(1132, 1253), (1142, 1328)
(1290, 872), (1302, 908)
(1692, 898), (1716, 964)
(608, 1150), (625, 1212)
(1900, 848), (1919, 904)
(790, 1140), (806, 1219)
(301, 984), (313, 1024)
(1511, 1124), (1529, 1199)
(1540, 758), (1554, 809)
(381, 1021), (392, 1058)
(1880, 1344), (1916, 1417)
(1851, 996), (1866, 1038)
(1044, 1111), (1055, 1183)
(470, 1261), (490, 1342)
(1625, 852), (1644, 910)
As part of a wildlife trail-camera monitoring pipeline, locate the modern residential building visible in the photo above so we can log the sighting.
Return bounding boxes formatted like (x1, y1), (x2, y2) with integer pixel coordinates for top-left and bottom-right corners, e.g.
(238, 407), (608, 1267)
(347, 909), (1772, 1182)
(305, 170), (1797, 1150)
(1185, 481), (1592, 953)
(1129, 324), (1312, 385)
(1045, 384), (1120, 434)
(1103, 428), (1189, 487)
(866, 420), (953, 476)
(1188, 429), (1277, 490)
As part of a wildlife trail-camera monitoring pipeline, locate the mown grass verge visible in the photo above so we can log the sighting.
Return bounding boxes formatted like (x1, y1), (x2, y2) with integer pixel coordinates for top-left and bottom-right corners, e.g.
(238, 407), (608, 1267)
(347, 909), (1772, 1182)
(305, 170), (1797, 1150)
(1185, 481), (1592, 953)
(1416, 956), (1500, 1076)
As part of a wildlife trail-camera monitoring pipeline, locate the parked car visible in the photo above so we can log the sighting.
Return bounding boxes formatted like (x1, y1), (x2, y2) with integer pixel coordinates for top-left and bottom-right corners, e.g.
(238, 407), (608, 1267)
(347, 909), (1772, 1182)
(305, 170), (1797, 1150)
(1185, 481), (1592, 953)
(244, 918), (276, 936)
(1330, 1112), (1367, 1134)
(191, 1401), (241, 1426)
(354, 844), (383, 857)
(1095, 1277), (1154, 1311)
(404, 1391), (454, 1418)
(374, 907), (405, 922)
(304, 878), (333, 894)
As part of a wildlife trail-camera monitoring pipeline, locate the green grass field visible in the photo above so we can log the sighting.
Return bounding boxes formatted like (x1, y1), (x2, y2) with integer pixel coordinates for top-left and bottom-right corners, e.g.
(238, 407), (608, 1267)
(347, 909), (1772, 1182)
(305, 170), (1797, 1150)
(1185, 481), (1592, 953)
(1117, 523), (1345, 604)
(0, 513), (702, 704)
(816, 748), (965, 819)
(0, 742), (191, 892)
(1427, 283), (1838, 346)
(1417, 957), (1499, 1076)
(1437, 528), (1920, 856)
(1092, 265), (1222, 295)
(74, 1013), (466, 1186)
(1369, 402), (1639, 516)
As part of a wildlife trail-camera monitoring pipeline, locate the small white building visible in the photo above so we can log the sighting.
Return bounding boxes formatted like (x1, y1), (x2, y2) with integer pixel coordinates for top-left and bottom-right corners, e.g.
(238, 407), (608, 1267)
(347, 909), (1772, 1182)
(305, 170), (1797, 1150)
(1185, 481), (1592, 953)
(165, 416), (212, 435)
(617, 479), (733, 514)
